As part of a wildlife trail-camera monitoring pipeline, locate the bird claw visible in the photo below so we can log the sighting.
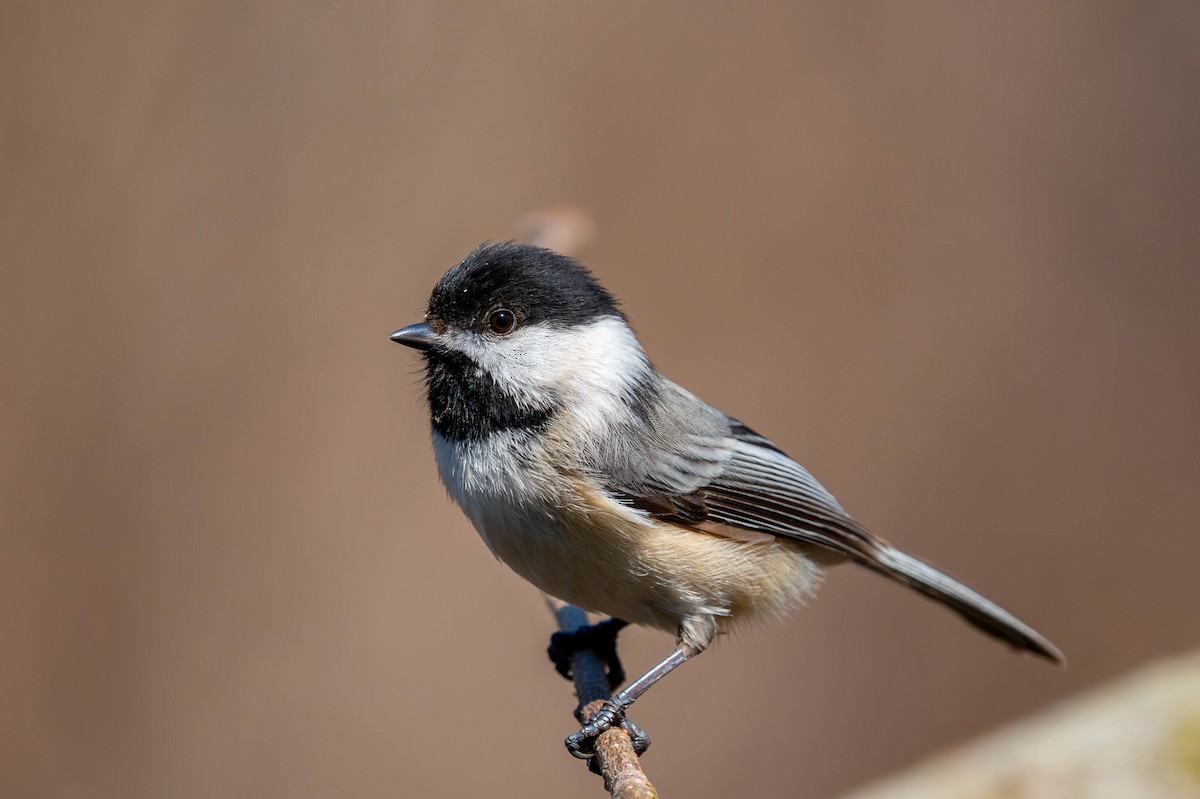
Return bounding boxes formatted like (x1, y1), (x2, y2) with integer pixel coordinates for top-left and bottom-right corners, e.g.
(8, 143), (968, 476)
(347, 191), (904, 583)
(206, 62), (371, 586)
(565, 700), (650, 760)
(623, 718), (652, 756)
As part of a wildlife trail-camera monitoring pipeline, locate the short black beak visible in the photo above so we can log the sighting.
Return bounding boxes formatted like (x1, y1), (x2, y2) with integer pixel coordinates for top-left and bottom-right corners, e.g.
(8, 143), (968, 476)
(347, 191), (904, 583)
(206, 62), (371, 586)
(389, 322), (438, 351)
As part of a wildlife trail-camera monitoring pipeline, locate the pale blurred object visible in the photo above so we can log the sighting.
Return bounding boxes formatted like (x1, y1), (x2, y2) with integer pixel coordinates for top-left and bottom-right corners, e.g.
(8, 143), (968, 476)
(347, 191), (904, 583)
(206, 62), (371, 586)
(518, 205), (596, 256)
(842, 650), (1200, 799)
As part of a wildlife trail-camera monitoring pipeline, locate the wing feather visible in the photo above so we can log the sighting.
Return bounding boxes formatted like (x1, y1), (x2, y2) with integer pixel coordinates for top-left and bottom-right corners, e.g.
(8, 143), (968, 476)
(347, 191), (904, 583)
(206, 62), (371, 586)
(602, 388), (1062, 663)
(613, 426), (877, 559)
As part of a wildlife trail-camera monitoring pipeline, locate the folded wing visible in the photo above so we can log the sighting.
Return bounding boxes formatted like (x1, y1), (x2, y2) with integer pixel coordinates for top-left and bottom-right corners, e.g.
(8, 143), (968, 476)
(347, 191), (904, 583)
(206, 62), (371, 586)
(604, 386), (1063, 664)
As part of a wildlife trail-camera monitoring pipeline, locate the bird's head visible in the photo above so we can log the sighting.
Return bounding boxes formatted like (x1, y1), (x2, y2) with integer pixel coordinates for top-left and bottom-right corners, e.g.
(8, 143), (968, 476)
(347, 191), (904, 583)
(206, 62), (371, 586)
(391, 242), (653, 441)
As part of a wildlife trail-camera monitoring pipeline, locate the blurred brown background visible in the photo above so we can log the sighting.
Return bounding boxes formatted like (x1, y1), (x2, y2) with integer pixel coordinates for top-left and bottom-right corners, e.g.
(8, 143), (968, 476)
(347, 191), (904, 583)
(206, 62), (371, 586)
(3, 2), (1198, 797)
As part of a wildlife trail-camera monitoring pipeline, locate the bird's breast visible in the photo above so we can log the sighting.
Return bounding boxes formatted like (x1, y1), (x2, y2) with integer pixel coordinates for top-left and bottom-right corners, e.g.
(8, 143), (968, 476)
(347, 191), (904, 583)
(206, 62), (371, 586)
(431, 428), (555, 546)
(431, 429), (822, 632)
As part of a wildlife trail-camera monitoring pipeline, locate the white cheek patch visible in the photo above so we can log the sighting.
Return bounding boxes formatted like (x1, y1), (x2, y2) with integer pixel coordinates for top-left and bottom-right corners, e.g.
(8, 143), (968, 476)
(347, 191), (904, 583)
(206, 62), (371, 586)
(441, 326), (563, 408)
(443, 317), (652, 428)
(548, 317), (652, 434)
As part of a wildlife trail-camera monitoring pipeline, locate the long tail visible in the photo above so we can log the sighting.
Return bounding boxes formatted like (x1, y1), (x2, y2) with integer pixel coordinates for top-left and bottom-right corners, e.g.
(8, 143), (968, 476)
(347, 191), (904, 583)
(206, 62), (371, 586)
(866, 545), (1065, 665)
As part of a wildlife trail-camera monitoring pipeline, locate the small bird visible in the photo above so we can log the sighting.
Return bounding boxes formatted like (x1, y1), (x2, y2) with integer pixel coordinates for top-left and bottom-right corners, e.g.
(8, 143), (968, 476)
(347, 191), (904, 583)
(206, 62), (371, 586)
(391, 242), (1062, 758)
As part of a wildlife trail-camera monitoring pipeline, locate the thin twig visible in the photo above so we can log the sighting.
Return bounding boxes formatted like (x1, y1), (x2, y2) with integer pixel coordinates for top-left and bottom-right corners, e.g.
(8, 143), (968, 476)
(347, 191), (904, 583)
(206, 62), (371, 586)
(544, 595), (658, 799)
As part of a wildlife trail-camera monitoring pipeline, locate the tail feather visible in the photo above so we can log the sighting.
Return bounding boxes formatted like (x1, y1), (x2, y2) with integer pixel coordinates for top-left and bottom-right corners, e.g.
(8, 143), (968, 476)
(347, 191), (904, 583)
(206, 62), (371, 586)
(868, 546), (1065, 665)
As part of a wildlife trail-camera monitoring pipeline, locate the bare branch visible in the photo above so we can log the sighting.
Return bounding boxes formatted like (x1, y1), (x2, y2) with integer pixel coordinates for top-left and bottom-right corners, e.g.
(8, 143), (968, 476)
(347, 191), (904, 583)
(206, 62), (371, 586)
(545, 595), (658, 799)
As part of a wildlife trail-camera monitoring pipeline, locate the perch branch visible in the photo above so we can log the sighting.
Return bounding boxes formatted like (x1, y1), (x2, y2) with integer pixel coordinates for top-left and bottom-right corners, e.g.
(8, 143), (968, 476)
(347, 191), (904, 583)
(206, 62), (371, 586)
(544, 594), (658, 799)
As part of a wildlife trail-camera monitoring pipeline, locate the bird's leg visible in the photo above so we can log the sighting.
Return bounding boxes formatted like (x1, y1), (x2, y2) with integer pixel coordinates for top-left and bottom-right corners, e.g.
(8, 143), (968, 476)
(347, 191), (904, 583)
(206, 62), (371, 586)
(547, 617), (629, 691)
(565, 648), (688, 759)
(564, 616), (715, 759)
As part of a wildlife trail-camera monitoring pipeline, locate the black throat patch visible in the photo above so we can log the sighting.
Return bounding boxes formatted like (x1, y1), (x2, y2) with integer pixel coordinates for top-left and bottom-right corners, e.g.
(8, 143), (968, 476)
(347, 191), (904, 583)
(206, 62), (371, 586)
(424, 349), (556, 441)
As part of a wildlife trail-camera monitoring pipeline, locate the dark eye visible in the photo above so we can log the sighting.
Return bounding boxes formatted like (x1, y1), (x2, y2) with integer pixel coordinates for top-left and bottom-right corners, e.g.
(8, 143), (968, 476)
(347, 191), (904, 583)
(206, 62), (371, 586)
(488, 308), (516, 335)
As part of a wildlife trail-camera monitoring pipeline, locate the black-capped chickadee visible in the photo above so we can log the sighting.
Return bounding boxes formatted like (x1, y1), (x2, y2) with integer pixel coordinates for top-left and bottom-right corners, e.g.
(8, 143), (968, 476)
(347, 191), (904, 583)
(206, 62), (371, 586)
(391, 242), (1062, 758)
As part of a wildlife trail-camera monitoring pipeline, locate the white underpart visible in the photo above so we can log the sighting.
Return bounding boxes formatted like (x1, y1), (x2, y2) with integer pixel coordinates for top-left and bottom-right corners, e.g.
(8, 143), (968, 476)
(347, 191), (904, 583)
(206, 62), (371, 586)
(433, 428), (548, 553)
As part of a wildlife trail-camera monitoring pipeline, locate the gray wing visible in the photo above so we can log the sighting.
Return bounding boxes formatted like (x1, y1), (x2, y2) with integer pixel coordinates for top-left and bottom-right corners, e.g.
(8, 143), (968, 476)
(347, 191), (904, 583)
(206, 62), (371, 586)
(601, 380), (1063, 663)
(606, 400), (880, 562)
